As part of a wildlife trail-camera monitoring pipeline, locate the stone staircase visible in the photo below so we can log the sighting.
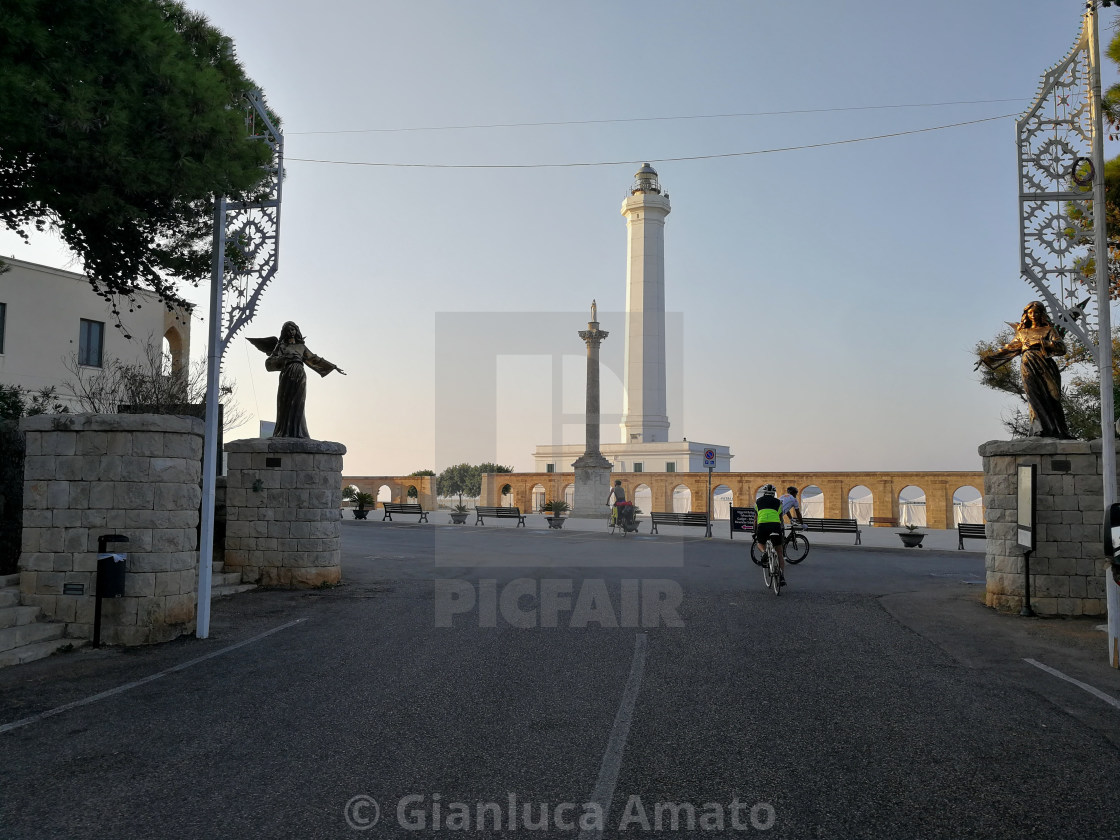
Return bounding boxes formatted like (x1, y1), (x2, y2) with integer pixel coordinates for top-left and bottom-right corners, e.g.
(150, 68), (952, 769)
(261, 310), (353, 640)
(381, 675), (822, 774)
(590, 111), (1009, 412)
(210, 562), (256, 599)
(0, 573), (84, 668)
(0, 563), (252, 669)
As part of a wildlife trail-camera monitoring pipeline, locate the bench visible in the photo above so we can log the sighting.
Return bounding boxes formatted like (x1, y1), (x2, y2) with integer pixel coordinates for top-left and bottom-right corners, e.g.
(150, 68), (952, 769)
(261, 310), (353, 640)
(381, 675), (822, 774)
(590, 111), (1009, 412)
(869, 517), (898, 528)
(957, 522), (986, 550)
(649, 511), (709, 534)
(475, 505), (526, 527)
(381, 502), (429, 523)
(799, 517), (862, 545)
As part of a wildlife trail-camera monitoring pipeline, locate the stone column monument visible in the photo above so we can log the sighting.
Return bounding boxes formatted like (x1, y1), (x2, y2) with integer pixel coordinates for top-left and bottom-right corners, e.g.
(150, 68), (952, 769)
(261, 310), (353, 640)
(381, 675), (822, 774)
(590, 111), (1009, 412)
(571, 302), (612, 517)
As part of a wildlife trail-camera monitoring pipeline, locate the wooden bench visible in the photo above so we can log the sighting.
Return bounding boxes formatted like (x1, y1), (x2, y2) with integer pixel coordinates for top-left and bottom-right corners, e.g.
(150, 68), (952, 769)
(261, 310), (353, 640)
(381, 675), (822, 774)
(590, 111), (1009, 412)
(649, 511), (708, 534)
(800, 517), (862, 545)
(869, 517), (898, 528)
(381, 502), (429, 523)
(475, 505), (526, 527)
(957, 522), (986, 549)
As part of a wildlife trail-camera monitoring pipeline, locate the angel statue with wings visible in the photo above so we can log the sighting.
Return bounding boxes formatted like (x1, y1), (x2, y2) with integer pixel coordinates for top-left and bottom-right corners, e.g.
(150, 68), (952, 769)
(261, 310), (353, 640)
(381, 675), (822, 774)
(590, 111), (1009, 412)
(248, 321), (345, 439)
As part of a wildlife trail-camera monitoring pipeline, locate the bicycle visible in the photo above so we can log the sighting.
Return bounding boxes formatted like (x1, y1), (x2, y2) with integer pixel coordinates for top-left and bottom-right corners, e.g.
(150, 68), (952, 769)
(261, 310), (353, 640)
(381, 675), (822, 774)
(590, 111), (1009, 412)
(760, 534), (782, 596)
(750, 521), (810, 566)
(608, 502), (640, 536)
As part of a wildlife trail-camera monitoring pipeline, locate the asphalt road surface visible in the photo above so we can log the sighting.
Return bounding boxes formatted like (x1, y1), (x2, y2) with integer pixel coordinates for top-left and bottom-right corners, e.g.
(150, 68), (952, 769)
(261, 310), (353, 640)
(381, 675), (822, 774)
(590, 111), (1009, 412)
(2, 520), (1119, 839)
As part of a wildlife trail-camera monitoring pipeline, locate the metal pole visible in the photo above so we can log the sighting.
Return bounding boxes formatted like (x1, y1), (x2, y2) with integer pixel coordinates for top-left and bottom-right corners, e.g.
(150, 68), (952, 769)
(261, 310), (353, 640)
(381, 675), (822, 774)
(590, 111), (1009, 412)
(1020, 550), (1035, 617)
(704, 466), (713, 538)
(197, 196), (227, 639)
(1090, 3), (1120, 665)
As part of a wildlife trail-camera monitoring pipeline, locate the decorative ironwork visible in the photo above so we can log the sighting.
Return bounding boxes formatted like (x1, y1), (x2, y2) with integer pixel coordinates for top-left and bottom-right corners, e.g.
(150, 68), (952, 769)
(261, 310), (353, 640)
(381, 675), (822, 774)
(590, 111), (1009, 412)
(1017, 15), (1099, 350)
(218, 90), (283, 357)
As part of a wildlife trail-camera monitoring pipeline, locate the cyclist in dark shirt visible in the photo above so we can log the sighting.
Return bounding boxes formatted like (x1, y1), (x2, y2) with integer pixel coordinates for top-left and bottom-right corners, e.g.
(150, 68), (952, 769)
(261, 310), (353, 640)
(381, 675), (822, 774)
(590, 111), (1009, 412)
(755, 484), (786, 585)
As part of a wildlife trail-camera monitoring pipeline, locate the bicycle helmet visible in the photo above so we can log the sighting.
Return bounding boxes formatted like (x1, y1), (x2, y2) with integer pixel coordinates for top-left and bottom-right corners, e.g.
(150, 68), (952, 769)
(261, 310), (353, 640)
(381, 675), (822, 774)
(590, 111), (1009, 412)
(760, 484), (777, 496)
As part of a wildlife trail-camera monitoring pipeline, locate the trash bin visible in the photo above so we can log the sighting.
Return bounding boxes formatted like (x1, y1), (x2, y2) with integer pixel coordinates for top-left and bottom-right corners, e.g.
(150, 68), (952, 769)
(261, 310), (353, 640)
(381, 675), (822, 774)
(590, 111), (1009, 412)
(96, 552), (127, 597)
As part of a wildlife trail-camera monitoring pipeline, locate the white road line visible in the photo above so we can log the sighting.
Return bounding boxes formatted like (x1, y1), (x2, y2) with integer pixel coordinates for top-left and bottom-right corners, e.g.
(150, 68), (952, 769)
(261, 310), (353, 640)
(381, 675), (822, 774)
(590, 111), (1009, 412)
(579, 632), (648, 840)
(1024, 658), (1120, 711)
(0, 618), (306, 736)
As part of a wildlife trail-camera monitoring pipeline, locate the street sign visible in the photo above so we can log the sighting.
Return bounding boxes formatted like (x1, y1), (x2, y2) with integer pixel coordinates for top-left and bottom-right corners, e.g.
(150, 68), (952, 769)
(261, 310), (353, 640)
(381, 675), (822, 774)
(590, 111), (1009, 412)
(703, 449), (716, 467)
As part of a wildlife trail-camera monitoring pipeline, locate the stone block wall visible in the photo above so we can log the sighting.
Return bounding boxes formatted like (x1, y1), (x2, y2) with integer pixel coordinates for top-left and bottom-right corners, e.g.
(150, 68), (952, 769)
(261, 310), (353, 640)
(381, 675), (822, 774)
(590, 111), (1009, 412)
(980, 438), (1114, 617)
(19, 413), (203, 644)
(223, 438), (344, 587)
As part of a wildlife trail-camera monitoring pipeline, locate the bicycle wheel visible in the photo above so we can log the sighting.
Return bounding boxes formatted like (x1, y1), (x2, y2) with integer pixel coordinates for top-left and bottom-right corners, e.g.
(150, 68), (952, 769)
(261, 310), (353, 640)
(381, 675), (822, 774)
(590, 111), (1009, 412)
(785, 533), (810, 564)
(769, 551), (781, 596)
(762, 548), (773, 588)
(749, 541), (766, 567)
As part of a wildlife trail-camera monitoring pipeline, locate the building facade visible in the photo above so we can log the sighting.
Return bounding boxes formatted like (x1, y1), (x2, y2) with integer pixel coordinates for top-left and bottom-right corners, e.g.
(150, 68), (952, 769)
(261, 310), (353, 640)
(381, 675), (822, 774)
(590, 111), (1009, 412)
(0, 257), (191, 402)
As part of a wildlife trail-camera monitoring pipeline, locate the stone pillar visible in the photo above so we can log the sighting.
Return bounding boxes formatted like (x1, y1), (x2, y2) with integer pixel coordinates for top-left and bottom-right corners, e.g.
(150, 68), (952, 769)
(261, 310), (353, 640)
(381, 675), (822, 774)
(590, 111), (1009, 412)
(20, 413), (203, 645)
(572, 315), (612, 518)
(980, 438), (1113, 617)
(224, 438), (345, 587)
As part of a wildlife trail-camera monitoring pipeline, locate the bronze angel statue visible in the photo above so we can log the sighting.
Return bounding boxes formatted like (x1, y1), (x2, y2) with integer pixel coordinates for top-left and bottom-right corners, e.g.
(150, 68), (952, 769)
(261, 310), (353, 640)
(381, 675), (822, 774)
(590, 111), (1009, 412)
(974, 301), (1072, 439)
(248, 321), (345, 439)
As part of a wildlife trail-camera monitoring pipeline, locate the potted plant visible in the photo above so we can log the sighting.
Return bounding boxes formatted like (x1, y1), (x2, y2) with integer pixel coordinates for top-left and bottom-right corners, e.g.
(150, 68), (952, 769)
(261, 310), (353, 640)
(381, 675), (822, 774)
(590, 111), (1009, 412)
(898, 523), (926, 548)
(449, 503), (470, 525)
(342, 486), (375, 519)
(543, 499), (570, 529)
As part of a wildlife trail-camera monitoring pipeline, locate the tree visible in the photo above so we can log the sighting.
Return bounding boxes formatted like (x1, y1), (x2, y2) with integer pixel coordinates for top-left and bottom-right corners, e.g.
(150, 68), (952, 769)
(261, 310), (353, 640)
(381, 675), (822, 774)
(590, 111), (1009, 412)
(60, 337), (247, 433)
(409, 469), (436, 476)
(436, 463), (475, 506)
(0, 0), (277, 307)
(0, 384), (68, 422)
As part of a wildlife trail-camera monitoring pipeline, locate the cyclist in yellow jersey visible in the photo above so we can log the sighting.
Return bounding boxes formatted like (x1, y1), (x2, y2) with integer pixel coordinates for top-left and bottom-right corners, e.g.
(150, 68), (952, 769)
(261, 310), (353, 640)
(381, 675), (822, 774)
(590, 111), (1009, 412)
(755, 484), (786, 586)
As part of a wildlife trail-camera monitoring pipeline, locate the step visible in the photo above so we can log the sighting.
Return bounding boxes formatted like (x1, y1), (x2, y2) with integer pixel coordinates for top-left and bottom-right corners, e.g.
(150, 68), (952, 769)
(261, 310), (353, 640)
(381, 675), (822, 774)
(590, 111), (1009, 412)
(0, 605), (41, 630)
(212, 571), (243, 587)
(0, 621), (64, 653)
(0, 588), (20, 609)
(0, 637), (86, 668)
(211, 584), (256, 600)
(0, 573), (19, 588)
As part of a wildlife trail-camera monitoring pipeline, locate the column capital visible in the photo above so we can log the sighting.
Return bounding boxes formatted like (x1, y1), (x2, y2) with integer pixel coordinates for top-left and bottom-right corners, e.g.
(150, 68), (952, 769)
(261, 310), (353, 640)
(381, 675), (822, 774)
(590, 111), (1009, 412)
(579, 324), (609, 344)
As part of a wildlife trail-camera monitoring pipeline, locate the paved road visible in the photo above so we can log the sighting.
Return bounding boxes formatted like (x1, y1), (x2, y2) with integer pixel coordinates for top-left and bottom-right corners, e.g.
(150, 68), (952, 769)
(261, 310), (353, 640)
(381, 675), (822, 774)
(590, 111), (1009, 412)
(1, 520), (1119, 839)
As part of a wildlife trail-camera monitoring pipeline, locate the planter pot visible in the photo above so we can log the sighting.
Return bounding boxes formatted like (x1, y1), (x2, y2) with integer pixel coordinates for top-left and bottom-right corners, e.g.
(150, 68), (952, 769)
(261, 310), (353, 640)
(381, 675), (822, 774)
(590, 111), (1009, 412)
(352, 509), (369, 520)
(546, 516), (566, 529)
(897, 532), (925, 548)
(449, 512), (469, 524)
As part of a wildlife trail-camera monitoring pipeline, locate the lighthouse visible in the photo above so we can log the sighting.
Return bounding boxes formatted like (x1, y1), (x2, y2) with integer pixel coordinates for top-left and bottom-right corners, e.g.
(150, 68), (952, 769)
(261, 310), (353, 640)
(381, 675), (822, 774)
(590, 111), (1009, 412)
(620, 163), (671, 444)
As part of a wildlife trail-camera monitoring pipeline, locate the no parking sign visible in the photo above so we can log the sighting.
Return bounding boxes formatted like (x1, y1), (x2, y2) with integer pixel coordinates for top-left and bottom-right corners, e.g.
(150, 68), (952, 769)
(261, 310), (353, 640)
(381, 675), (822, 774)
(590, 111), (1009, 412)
(703, 449), (716, 468)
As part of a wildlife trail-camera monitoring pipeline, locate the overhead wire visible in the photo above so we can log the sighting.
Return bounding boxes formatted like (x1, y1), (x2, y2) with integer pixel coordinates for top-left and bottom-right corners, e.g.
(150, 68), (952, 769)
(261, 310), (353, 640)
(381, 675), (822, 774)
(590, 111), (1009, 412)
(286, 97), (1028, 136)
(285, 112), (1018, 170)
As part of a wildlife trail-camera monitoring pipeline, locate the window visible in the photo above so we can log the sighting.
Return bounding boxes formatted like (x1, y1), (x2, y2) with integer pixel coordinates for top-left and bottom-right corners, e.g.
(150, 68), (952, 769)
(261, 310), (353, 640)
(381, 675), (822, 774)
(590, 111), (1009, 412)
(0, 302), (6, 354)
(633, 463), (643, 473)
(666, 462), (676, 473)
(79, 319), (104, 367)
(545, 463), (554, 473)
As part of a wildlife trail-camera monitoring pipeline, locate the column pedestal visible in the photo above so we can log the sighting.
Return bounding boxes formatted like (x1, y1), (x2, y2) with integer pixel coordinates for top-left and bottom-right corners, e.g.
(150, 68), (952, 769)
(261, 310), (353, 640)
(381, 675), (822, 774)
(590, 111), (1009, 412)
(571, 453), (612, 519)
(223, 437), (345, 588)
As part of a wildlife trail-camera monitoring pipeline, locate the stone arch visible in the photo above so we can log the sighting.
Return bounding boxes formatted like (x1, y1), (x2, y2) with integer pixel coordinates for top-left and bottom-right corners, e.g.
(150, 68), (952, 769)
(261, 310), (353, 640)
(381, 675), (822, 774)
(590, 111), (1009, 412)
(712, 484), (733, 520)
(531, 483), (546, 513)
(501, 483), (514, 508)
(634, 483), (652, 517)
(801, 484), (824, 518)
(898, 484), (926, 528)
(406, 484), (419, 499)
(953, 484), (984, 526)
(848, 485), (872, 524)
(376, 484), (393, 505)
(563, 483), (575, 510)
(672, 484), (692, 513)
(163, 324), (187, 374)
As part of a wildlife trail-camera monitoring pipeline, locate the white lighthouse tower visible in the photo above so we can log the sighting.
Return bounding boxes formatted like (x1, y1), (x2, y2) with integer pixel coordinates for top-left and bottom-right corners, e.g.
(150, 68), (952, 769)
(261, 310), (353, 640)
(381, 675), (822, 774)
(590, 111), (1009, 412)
(620, 163), (671, 444)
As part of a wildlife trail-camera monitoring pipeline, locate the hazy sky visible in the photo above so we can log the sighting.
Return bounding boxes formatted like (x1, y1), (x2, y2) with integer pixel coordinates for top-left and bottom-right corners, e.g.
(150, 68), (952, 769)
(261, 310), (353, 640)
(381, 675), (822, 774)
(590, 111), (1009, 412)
(5, 0), (1118, 475)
